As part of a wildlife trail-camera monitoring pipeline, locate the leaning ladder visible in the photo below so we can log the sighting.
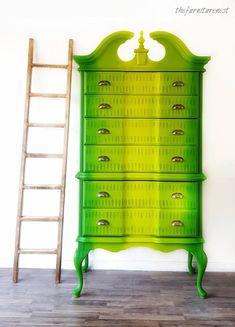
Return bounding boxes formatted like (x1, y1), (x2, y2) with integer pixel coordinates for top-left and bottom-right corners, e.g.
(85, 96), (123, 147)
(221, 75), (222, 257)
(13, 38), (73, 283)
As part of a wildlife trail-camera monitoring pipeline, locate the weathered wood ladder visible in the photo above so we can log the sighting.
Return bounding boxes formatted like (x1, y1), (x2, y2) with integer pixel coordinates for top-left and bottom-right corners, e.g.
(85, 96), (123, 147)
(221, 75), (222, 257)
(13, 38), (73, 283)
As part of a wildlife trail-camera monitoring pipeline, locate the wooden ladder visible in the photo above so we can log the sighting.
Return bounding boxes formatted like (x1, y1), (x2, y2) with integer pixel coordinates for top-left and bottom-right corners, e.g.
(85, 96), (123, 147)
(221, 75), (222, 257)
(13, 38), (73, 283)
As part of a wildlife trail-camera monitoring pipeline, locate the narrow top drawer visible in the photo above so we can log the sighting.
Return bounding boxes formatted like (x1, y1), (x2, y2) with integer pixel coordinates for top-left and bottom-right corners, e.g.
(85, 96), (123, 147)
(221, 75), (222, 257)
(84, 72), (199, 95)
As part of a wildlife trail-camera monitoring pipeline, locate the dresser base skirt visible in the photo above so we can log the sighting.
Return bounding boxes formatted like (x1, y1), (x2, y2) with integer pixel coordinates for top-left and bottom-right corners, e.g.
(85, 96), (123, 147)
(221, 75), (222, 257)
(73, 240), (207, 299)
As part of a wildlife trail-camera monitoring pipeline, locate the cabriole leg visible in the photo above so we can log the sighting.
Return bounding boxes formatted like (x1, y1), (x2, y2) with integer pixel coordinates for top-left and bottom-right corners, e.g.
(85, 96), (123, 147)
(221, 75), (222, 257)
(188, 252), (195, 274)
(82, 254), (89, 273)
(191, 246), (208, 299)
(73, 243), (89, 298)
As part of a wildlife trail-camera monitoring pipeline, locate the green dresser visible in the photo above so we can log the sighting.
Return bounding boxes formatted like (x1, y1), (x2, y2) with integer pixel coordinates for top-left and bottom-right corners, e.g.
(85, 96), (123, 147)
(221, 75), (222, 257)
(73, 31), (210, 298)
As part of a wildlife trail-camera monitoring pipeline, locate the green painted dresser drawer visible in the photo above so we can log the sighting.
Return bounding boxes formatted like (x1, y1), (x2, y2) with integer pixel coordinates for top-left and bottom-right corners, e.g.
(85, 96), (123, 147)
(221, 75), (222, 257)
(85, 72), (199, 95)
(84, 118), (198, 145)
(82, 181), (199, 209)
(83, 145), (198, 173)
(84, 95), (199, 118)
(82, 209), (198, 237)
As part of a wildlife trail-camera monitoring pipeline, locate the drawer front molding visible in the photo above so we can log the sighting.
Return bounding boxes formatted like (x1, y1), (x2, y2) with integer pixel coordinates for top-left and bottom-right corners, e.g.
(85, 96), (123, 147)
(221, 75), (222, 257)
(85, 72), (199, 95)
(83, 145), (198, 173)
(84, 118), (198, 145)
(85, 95), (199, 118)
(83, 181), (199, 209)
(82, 209), (198, 237)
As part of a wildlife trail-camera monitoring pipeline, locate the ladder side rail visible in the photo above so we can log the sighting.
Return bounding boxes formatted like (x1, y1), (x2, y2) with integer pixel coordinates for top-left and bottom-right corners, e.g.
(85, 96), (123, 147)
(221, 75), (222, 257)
(13, 39), (34, 282)
(55, 39), (73, 283)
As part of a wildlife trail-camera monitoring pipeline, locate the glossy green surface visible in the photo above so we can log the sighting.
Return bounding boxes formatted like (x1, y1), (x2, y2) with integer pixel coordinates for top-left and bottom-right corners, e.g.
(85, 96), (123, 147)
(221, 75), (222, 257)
(82, 209), (198, 237)
(83, 145), (198, 173)
(85, 72), (199, 95)
(82, 181), (199, 209)
(77, 172), (206, 181)
(74, 30), (210, 71)
(84, 118), (198, 145)
(85, 95), (199, 118)
(74, 30), (210, 299)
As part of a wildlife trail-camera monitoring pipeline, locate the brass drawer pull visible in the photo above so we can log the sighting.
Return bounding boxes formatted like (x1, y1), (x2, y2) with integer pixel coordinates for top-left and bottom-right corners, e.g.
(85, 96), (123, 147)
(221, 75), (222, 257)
(172, 81), (185, 87)
(171, 156), (184, 163)
(172, 104), (185, 110)
(96, 219), (110, 226)
(98, 103), (111, 109)
(98, 80), (111, 86)
(96, 191), (110, 198)
(171, 220), (184, 227)
(171, 192), (184, 199)
(172, 129), (184, 135)
(97, 128), (110, 134)
(97, 155), (110, 162)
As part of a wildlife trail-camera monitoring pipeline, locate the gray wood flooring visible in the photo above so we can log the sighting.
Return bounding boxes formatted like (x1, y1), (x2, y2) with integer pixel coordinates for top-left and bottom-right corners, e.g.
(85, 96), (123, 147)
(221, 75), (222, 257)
(0, 268), (235, 326)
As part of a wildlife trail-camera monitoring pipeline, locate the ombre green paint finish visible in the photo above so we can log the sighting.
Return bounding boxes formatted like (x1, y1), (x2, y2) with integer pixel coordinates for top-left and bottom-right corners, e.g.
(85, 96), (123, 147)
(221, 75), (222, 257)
(82, 181), (199, 209)
(84, 72), (199, 94)
(74, 31), (210, 71)
(84, 118), (199, 145)
(83, 145), (198, 173)
(74, 31), (210, 299)
(84, 95), (199, 118)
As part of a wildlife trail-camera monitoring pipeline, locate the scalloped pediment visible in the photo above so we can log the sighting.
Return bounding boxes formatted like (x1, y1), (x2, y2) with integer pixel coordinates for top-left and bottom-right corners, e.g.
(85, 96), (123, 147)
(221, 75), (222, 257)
(74, 30), (210, 72)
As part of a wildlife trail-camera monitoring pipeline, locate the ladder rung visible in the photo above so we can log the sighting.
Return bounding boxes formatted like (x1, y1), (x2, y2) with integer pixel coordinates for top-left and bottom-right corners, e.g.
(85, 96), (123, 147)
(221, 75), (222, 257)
(32, 63), (68, 69)
(26, 153), (63, 158)
(23, 184), (62, 190)
(20, 216), (60, 222)
(28, 123), (65, 128)
(29, 93), (66, 98)
(18, 248), (57, 254)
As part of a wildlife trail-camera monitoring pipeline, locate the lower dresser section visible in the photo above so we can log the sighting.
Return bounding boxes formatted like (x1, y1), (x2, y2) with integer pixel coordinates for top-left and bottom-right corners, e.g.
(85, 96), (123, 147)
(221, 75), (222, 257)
(81, 181), (200, 238)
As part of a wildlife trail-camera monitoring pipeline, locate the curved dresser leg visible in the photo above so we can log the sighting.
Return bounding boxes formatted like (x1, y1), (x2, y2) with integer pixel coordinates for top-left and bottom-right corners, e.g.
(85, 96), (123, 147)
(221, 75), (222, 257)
(73, 243), (89, 298)
(192, 247), (208, 299)
(82, 254), (89, 273)
(188, 252), (195, 274)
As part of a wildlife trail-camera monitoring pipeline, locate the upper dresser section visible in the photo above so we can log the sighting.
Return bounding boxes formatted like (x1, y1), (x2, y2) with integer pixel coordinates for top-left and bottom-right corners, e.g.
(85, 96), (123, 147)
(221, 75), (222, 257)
(74, 31), (210, 72)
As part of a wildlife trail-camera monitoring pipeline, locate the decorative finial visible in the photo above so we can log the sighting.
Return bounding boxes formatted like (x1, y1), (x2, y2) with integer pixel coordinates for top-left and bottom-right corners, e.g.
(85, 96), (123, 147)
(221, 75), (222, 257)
(134, 31), (149, 65)
(138, 31), (145, 49)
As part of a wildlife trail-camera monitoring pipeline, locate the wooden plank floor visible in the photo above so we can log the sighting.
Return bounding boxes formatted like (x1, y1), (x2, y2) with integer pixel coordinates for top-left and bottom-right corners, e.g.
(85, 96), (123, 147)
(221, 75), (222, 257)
(0, 269), (235, 326)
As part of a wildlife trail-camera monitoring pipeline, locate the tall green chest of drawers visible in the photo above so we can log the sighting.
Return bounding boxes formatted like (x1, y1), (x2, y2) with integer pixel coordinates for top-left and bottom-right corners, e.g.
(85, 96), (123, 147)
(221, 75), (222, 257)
(73, 31), (210, 299)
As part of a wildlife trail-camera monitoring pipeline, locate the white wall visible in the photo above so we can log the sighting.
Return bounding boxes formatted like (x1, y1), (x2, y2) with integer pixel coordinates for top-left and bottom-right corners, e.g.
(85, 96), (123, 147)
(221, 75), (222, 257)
(0, 0), (235, 272)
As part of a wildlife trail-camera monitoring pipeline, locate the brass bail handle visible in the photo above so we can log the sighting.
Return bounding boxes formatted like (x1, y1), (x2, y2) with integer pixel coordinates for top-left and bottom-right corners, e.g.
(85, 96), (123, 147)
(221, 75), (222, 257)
(96, 219), (110, 226)
(98, 80), (111, 86)
(172, 81), (185, 87)
(97, 155), (110, 162)
(171, 156), (184, 163)
(96, 191), (110, 198)
(171, 220), (184, 227)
